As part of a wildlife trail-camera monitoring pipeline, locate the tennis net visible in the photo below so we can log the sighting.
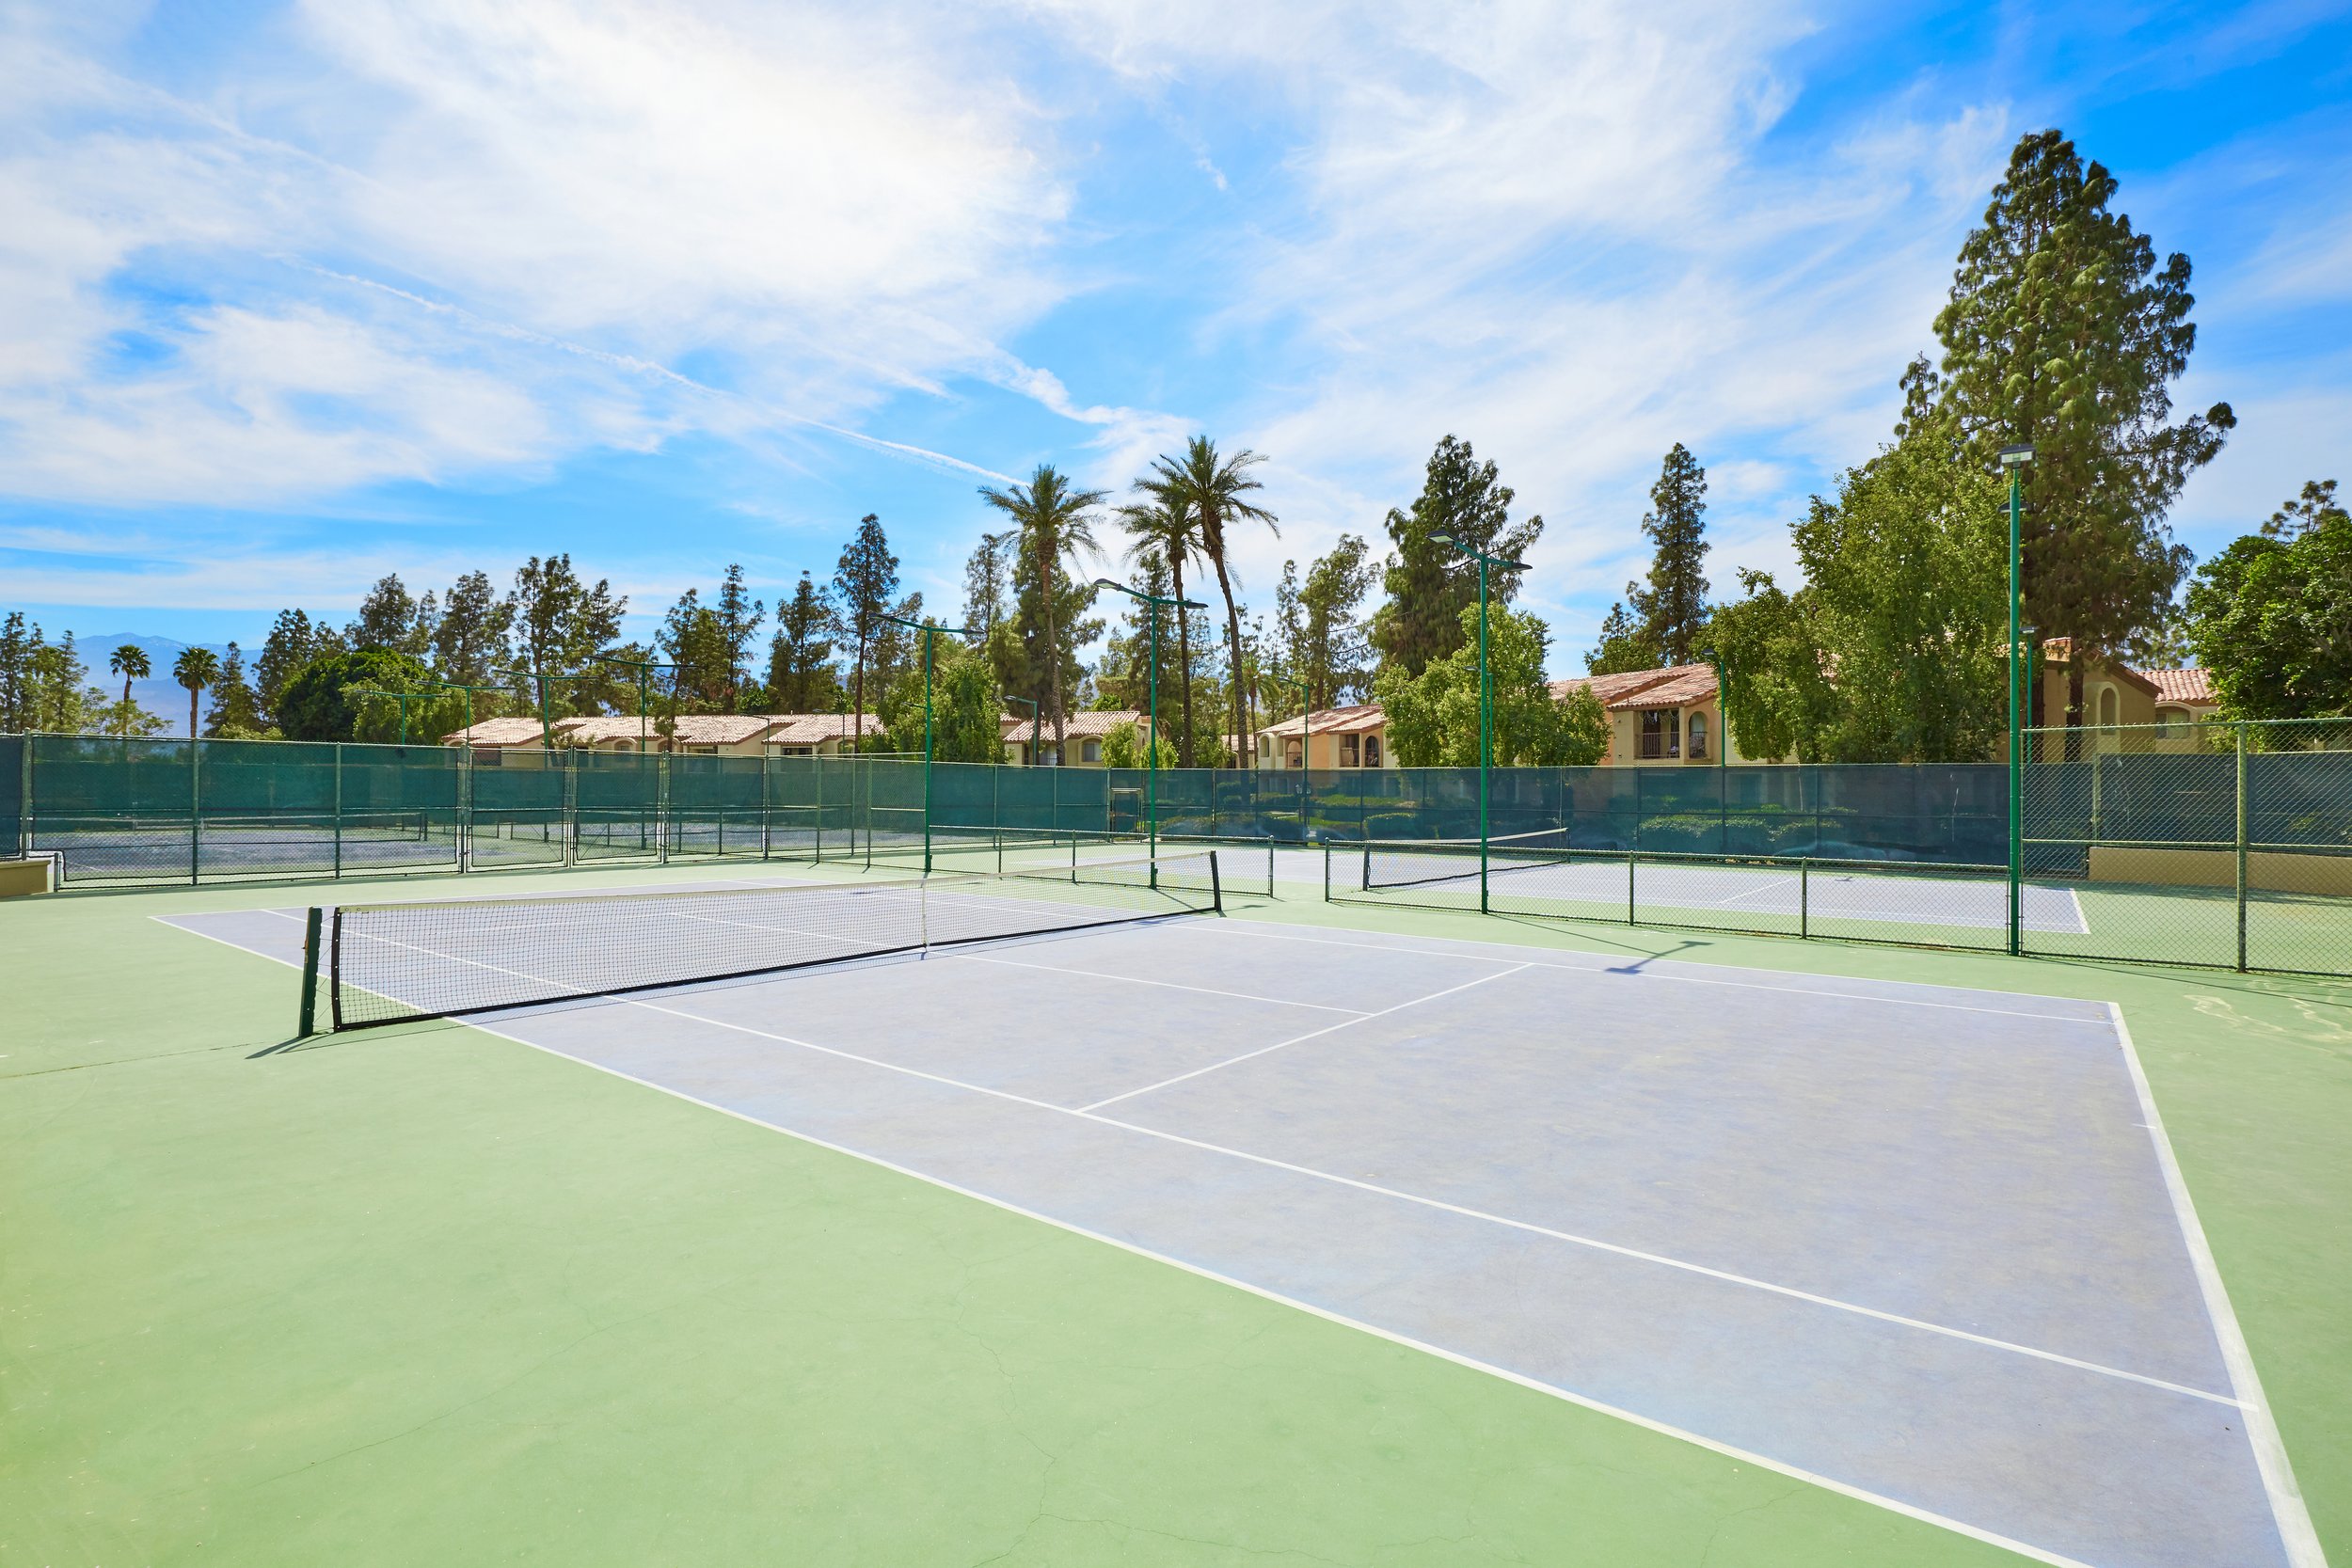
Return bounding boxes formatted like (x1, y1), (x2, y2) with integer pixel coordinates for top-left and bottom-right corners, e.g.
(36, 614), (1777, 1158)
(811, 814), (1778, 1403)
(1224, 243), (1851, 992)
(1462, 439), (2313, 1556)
(1358, 829), (1569, 892)
(320, 849), (1223, 1031)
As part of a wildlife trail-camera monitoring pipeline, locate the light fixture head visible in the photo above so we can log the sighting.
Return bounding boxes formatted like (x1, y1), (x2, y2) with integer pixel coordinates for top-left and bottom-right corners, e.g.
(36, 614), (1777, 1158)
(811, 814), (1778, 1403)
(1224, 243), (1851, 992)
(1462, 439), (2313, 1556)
(1499, 559), (1531, 572)
(1431, 531), (1459, 547)
(1092, 578), (1121, 591)
(1998, 443), (2035, 467)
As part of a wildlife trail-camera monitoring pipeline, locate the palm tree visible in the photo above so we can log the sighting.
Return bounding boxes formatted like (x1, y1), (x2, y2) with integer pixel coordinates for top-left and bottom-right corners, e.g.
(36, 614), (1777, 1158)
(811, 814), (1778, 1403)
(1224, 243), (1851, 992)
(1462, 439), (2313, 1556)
(977, 465), (1105, 761)
(108, 644), (151, 736)
(1145, 436), (1278, 766)
(171, 646), (219, 739)
(1116, 489), (1203, 767)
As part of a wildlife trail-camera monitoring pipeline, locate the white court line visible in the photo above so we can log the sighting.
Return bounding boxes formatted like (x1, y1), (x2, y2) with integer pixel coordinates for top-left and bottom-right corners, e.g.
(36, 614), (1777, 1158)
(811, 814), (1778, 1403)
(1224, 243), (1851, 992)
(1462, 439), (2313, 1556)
(532, 985), (2233, 1409)
(151, 913), (2218, 1565)
(426, 1013), (2105, 1568)
(1173, 922), (2116, 1026)
(2108, 1004), (2324, 1565)
(958, 953), (1368, 1015)
(1079, 964), (1532, 1113)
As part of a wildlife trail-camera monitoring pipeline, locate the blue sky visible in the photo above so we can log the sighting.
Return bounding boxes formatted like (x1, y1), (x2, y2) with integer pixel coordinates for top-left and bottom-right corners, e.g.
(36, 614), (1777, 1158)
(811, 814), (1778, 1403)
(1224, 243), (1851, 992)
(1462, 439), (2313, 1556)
(3, 0), (2348, 672)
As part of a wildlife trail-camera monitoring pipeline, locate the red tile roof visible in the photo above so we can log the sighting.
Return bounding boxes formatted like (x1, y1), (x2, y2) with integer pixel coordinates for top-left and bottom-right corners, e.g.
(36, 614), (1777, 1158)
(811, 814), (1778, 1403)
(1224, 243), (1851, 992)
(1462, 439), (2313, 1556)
(1550, 664), (1718, 710)
(1000, 710), (1152, 739)
(1257, 704), (1386, 737)
(2142, 668), (2214, 705)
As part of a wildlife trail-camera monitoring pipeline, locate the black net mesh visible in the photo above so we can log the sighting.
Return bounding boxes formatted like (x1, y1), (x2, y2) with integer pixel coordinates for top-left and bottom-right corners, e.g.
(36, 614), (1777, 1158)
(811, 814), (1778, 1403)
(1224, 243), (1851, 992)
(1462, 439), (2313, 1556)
(330, 848), (1224, 1029)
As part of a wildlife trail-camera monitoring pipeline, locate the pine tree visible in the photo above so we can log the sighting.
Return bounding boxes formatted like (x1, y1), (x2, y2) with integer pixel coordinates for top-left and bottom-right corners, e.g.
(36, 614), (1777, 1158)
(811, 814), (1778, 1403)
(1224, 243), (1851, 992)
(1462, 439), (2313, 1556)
(508, 555), (627, 715)
(833, 514), (899, 744)
(1925, 129), (2233, 736)
(432, 571), (514, 686)
(257, 610), (342, 727)
(713, 564), (765, 712)
(203, 643), (267, 736)
(1369, 436), (1542, 677)
(0, 612), (34, 732)
(767, 574), (838, 712)
(1630, 444), (1710, 663)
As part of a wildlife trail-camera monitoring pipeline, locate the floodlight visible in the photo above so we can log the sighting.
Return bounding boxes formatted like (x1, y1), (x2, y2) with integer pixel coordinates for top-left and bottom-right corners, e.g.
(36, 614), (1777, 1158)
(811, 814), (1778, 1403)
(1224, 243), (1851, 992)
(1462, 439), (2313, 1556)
(1998, 444), (2035, 467)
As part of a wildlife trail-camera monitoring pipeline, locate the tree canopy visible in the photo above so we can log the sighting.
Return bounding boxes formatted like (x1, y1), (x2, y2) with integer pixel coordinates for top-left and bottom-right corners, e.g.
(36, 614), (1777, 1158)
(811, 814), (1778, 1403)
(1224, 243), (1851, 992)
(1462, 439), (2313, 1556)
(276, 649), (438, 742)
(1370, 436), (1542, 678)
(1588, 444), (1711, 673)
(1375, 604), (1606, 768)
(2185, 485), (2351, 721)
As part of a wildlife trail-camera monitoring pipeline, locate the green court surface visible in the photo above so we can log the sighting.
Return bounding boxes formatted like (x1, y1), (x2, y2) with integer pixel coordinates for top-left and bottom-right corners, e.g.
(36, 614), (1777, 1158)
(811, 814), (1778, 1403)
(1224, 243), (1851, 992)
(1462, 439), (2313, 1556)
(6, 865), (2348, 1566)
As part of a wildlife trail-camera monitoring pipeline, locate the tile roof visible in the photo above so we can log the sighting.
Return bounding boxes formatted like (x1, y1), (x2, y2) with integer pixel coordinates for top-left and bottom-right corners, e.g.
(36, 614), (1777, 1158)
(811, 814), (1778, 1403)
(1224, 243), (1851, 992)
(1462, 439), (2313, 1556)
(2142, 668), (2215, 705)
(1256, 704), (1387, 737)
(1550, 664), (1718, 710)
(766, 713), (888, 745)
(560, 714), (776, 747)
(1000, 709), (1152, 739)
(442, 716), (583, 746)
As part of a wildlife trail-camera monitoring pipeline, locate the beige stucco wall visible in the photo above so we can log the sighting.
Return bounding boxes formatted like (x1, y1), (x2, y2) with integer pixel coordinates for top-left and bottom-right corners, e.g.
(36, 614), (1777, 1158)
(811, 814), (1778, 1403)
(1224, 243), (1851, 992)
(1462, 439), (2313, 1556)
(0, 857), (53, 897)
(2088, 845), (2352, 896)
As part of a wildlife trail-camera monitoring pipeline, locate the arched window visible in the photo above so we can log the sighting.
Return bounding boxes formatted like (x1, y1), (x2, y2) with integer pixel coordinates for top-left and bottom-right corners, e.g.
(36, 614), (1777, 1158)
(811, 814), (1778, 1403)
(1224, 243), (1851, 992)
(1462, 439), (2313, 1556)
(2097, 687), (2118, 727)
(1284, 737), (1303, 768)
(1688, 712), (1708, 760)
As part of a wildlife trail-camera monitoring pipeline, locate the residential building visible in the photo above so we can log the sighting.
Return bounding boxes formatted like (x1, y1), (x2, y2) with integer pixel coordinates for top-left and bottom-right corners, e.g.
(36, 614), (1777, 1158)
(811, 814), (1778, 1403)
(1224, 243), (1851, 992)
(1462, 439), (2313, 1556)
(765, 713), (888, 757)
(1000, 709), (1153, 767)
(561, 715), (775, 756)
(1549, 666), (1731, 765)
(1252, 705), (1391, 769)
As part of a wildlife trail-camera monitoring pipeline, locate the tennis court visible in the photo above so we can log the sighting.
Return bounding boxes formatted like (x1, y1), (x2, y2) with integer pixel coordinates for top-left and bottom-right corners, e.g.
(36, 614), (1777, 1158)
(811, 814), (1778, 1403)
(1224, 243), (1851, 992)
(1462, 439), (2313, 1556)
(161, 855), (2313, 1568)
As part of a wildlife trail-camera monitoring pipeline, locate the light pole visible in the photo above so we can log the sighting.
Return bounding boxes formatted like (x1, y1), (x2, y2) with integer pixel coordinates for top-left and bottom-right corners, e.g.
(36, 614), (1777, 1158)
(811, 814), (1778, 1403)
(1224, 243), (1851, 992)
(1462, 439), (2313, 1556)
(593, 653), (684, 753)
(2000, 443), (2034, 957)
(878, 613), (975, 874)
(1431, 532), (1530, 914)
(437, 681), (512, 736)
(1286, 675), (1313, 841)
(1001, 693), (1038, 767)
(1095, 578), (1207, 879)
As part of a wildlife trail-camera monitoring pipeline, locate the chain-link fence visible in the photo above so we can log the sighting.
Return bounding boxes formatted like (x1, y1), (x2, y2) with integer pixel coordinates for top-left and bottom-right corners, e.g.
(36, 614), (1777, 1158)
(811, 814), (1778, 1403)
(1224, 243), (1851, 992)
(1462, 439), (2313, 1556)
(12, 728), (2346, 978)
(2019, 716), (2352, 976)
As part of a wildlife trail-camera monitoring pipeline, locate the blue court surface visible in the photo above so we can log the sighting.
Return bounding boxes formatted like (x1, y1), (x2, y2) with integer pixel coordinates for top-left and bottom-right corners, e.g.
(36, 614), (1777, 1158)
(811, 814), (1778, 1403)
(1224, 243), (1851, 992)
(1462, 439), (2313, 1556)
(167, 888), (2307, 1568)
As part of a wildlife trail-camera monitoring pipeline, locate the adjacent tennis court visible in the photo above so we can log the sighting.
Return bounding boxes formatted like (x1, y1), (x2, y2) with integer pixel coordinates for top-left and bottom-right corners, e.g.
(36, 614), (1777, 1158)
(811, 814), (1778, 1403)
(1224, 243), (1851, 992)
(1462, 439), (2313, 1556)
(161, 856), (2315, 1568)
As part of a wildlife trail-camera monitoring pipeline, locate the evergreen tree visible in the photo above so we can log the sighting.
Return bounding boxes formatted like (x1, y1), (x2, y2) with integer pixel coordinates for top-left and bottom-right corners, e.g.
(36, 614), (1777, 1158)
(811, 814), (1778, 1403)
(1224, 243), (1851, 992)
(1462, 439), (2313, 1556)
(257, 610), (342, 727)
(713, 563), (765, 712)
(833, 514), (899, 743)
(767, 573), (839, 712)
(1369, 436), (1542, 677)
(962, 530), (1017, 644)
(203, 643), (267, 737)
(349, 574), (437, 656)
(508, 555), (627, 715)
(1582, 601), (1659, 674)
(432, 570), (514, 686)
(0, 612), (35, 732)
(28, 631), (104, 734)
(658, 589), (737, 711)
(1921, 129), (2233, 736)
(1276, 533), (1378, 714)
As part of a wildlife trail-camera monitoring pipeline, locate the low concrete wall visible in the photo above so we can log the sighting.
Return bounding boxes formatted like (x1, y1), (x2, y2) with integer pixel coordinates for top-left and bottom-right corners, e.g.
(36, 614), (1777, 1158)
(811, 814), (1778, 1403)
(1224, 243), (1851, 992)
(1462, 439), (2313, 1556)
(0, 856), (54, 898)
(2090, 845), (2352, 896)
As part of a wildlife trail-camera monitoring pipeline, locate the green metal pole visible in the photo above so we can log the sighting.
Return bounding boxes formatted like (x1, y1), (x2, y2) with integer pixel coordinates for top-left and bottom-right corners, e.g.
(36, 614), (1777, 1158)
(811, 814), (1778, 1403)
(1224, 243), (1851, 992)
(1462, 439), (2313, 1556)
(922, 626), (935, 874)
(1147, 602), (1159, 884)
(1478, 552), (1490, 915)
(2236, 721), (2249, 972)
(2005, 453), (2026, 957)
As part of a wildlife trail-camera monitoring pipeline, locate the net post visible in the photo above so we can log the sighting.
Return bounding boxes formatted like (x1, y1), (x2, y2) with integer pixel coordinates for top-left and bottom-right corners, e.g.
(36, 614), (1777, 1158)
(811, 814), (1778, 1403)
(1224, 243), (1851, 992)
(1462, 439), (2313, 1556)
(327, 907), (344, 1031)
(296, 906), (323, 1037)
(2235, 721), (2249, 973)
(1209, 849), (1223, 914)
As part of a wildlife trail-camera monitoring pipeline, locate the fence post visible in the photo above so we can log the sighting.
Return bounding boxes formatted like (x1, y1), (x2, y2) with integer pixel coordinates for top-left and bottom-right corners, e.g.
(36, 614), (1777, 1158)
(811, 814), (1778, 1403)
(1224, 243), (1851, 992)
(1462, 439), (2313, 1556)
(2235, 721), (2249, 973)
(1800, 858), (1809, 941)
(1627, 850), (1637, 926)
(332, 744), (343, 879)
(188, 737), (201, 885)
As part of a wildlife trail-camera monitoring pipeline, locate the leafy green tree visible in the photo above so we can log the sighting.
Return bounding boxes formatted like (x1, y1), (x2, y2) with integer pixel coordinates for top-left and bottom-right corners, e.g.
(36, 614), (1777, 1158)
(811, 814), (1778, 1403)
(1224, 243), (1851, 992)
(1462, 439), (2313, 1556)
(767, 573), (839, 711)
(1710, 433), (2006, 762)
(93, 697), (171, 737)
(981, 467), (1106, 760)
(658, 588), (740, 711)
(2185, 489), (2352, 721)
(203, 643), (269, 737)
(508, 555), (628, 715)
(879, 637), (1000, 763)
(100, 643), (167, 737)
(1370, 436), (1543, 678)
(1375, 604), (1605, 767)
(1589, 444), (1712, 671)
(1137, 437), (1277, 761)
(1915, 129), (2233, 733)
(432, 570), (513, 686)
(257, 610), (342, 728)
(2262, 479), (2344, 541)
(171, 647), (220, 738)
(1099, 718), (1176, 768)
(1116, 489), (1204, 763)
(276, 649), (437, 741)
(833, 514), (899, 742)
